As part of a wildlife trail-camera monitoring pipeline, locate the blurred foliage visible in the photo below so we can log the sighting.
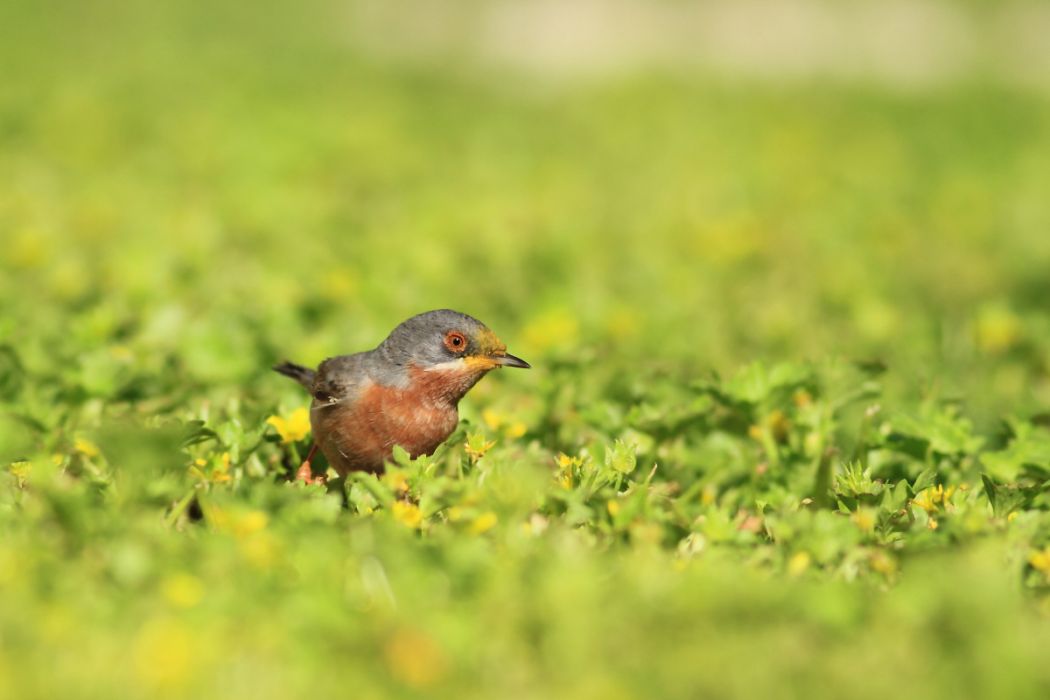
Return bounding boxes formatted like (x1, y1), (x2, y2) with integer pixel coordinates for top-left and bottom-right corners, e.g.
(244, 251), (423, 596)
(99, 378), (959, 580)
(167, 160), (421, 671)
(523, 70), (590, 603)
(4, 1), (1050, 699)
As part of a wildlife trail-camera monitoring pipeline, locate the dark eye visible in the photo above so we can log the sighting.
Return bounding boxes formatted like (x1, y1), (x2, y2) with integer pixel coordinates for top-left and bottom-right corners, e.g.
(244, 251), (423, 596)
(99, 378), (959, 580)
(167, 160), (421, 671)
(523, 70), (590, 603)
(444, 331), (467, 353)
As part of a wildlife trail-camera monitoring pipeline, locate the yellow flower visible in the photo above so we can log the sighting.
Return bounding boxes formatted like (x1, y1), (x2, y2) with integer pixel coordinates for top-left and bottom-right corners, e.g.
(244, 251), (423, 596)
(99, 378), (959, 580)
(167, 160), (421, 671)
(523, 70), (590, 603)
(464, 432), (496, 462)
(522, 308), (579, 354)
(161, 573), (205, 609)
(974, 304), (1021, 355)
(851, 508), (876, 533)
(483, 409), (527, 439)
(73, 436), (100, 458)
(392, 501), (423, 529)
(606, 500), (621, 517)
(481, 409), (502, 431)
(555, 452), (584, 489)
(766, 410), (790, 441)
(504, 421), (527, 439)
(207, 506), (268, 537)
(787, 551), (811, 577)
(133, 617), (196, 690)
(912, 485), (954, 514)
(266, 407), (311, 443)
(750, 411), (790, 443)
(870, 550), (898, 577)
(383, 628), (446, 689)
(605, 307), (640, 340)
(240, 532), (280, 570)
(469, 512), (498, 535)
(383, 471), (410, 495)
(320, 267), (359, 300)
(8, 460), (30, 486)
(1029, 547), (1050, 576)
(235, 510), (268, 536)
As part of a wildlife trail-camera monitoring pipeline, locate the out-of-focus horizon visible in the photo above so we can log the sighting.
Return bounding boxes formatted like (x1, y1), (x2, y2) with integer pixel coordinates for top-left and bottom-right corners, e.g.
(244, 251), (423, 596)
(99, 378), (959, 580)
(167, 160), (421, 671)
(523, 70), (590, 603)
(350, 0), (1050, 91)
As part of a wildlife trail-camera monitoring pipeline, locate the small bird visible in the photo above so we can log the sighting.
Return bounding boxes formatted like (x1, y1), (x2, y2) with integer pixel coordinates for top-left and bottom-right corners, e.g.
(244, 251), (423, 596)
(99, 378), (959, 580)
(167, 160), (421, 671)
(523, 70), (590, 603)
(274, 309), (530, 480)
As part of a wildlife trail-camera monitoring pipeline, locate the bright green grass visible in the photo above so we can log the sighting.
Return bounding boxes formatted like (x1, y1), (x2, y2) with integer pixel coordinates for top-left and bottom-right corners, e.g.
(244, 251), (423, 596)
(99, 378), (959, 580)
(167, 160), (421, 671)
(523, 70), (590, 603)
(4, 3), (1050, 698)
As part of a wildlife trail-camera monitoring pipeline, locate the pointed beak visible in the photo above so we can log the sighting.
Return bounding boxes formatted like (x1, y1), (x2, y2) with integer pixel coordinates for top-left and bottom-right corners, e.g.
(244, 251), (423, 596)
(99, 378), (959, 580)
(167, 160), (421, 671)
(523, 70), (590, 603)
(495, 352), (531, 369)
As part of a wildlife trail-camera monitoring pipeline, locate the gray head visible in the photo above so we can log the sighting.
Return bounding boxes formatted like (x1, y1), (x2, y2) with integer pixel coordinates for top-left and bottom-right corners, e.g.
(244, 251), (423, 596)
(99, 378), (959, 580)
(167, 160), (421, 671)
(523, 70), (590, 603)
(376, 309), (530, 372)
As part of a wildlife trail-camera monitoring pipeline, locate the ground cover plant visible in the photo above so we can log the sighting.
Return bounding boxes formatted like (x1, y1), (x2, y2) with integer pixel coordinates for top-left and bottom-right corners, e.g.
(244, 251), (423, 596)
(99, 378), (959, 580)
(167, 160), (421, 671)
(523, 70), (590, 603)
(3, 2), (1050, 698)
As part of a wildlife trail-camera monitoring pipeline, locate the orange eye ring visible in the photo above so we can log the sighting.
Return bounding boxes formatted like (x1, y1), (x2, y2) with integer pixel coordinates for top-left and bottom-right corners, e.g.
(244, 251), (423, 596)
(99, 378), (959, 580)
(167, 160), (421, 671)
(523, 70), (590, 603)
(444, 331), (467, 353)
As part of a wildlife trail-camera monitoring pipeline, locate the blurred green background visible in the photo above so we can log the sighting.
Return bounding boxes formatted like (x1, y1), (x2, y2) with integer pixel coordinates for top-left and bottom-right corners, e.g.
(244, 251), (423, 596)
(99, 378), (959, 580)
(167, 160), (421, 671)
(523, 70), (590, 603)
(3, 1), (1050, 698)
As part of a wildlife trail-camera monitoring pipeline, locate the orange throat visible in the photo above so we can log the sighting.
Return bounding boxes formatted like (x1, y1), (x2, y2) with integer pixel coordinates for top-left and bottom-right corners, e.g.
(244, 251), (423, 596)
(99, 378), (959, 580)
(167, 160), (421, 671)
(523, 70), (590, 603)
(410, 361), (492, 405)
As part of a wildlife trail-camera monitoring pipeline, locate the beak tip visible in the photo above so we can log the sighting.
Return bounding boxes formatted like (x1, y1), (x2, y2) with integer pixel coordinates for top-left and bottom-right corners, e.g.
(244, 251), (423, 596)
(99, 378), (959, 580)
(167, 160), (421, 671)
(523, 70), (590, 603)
(499, 353), (531, 369)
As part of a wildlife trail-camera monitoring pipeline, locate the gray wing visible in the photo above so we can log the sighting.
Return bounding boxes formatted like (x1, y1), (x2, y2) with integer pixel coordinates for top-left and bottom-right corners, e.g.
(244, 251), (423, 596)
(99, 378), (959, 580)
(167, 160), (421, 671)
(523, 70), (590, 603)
(310, 352), (371, 406)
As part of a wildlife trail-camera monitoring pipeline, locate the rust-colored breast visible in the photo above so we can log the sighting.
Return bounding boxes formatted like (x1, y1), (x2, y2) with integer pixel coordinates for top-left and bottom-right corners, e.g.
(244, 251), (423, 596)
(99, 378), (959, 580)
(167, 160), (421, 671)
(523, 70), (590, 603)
(311, 371), (464, 475)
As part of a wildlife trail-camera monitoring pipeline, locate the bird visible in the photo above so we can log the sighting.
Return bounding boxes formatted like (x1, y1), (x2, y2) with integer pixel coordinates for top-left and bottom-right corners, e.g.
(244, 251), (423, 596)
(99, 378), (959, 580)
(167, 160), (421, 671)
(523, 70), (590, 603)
(273, 309), (530, 481)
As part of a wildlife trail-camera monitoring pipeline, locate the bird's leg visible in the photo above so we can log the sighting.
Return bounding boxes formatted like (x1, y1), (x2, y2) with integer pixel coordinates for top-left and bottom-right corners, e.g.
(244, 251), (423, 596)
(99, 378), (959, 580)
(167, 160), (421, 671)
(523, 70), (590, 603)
(296, 443), (325, 485)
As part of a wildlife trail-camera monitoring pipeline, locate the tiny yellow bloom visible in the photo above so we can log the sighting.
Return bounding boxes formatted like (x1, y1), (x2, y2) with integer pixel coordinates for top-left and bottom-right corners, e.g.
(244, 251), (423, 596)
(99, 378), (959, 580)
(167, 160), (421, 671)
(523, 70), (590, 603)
(240, 531), (280, 570)
(869, 550), (898, 576)
(383, 471), (410, 495)
(787, 551), (811, 577)
(912, 485), (946, 514)
(606, 500), (621, 517)
(110, 345), (134, 362)
(209, 452), (233, 483)
(392, 501), (423, 529)
(9, 460), (30, 482)
(235, 510), (268, 536)
(606, 307), (640, 340)
(555, 452), (581, 489)
(765, 410), (790, 441)
(851, 508), (876, 534)
(162, 573), (205, 609)
(522, 308), (579, 353)
(383, 628), (446, 689)
(927, 517), (939, 530)
(974, 304), (1021, 355)
(1028, 547), (1050, 575)
(133, 617), (196, 690)
(73, 437), (100, 458)
(464, 432), (496, 461)
(208, 506), (268, 537)
(469, 511), (498, 535)
(481, 408), (502, 431)
(504, 421), (527, 439)
(266, 407), (311, 443)
(320, 267), (359, 300)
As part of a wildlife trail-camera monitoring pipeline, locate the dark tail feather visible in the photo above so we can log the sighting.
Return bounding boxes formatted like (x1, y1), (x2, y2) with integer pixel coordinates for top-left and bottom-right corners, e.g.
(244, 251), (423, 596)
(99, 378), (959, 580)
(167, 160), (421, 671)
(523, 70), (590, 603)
(273, 361), (316, 389)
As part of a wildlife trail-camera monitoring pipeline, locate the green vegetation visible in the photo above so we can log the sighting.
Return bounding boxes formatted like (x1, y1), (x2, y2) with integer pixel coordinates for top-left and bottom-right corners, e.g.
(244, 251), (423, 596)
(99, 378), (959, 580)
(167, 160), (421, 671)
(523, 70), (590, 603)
(3, 3), (1050, 698)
